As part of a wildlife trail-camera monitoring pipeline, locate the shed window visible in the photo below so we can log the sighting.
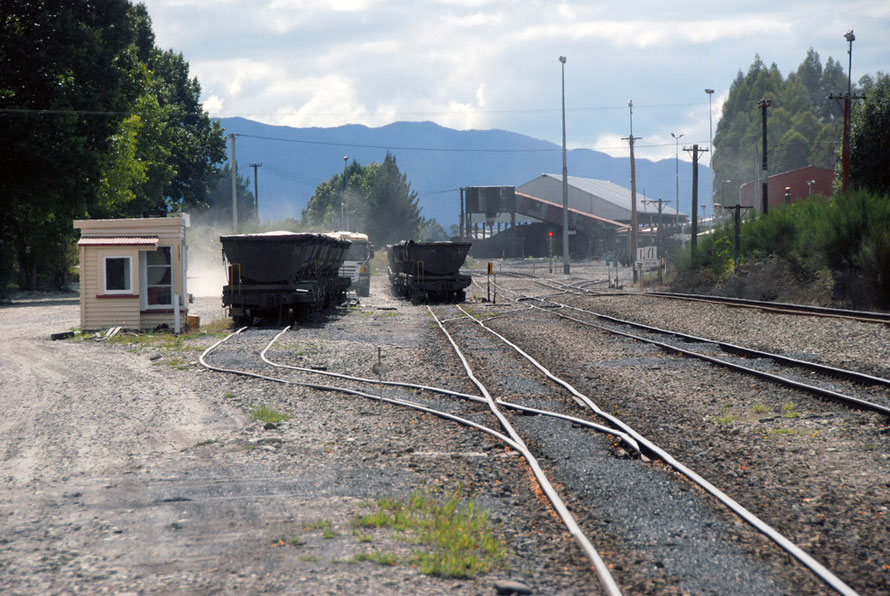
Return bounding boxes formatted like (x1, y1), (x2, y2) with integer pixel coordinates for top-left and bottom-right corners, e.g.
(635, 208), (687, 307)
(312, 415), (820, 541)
(104, 256), (132, 293)
(145, 246), (172, 306)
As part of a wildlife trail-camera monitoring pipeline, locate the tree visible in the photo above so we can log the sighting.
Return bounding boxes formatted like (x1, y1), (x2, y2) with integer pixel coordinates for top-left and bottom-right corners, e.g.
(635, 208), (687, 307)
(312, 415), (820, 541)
(848, 72), (890, 195)
(1, 0), (136, 289)
(0, 1), (227, 290)
(711, 51), (847, 204)
(302, 153), (423, 246)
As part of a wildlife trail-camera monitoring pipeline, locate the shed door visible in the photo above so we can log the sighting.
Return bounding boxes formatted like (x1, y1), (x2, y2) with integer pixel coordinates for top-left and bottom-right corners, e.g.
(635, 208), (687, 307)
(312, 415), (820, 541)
(140, 246), (173, 309)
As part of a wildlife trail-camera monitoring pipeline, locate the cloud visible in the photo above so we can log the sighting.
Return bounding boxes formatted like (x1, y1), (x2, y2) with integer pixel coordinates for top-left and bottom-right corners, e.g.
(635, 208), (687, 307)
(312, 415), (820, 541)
(143, 0), (890, 156)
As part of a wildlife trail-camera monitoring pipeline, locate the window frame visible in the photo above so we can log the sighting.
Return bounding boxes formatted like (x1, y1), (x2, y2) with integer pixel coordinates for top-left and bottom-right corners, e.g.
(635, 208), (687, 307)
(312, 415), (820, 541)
(102, 255), (134, 295)
(142, 245), (174, 310)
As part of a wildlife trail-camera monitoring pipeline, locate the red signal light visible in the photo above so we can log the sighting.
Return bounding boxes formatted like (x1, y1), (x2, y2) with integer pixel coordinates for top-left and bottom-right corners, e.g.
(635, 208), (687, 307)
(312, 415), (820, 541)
(548, 231), (554, 237)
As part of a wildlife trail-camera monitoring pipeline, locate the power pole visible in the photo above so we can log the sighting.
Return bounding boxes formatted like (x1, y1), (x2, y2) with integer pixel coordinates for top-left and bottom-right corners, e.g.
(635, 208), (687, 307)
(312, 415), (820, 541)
(342, 155), (349, 231)
(459, 188), (465, 240)
(249, 163), (262, 223)
(757, 99), (771, 215)
(229, 133), (238, 233)
(684, 144), (708, 258)
(623, 100), (641, 282)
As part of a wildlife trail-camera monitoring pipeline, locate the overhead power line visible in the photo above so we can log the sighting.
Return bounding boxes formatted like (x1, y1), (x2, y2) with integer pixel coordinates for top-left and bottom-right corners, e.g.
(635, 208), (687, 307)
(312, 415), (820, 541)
(234, 132), (701, 154)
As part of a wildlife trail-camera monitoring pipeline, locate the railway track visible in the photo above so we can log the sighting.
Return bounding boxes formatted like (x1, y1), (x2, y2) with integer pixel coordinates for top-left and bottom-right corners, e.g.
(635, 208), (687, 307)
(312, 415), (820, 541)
(645, 290), (890, 325)
(199, 300), (860, 595)
(471, 267), (889, 593)
(521, 280), (890, 419)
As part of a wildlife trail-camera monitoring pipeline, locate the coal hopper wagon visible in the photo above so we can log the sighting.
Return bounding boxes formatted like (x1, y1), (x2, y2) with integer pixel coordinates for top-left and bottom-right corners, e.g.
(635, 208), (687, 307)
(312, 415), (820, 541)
(220, 231), (351, 325)
(387, 240), (472, 302)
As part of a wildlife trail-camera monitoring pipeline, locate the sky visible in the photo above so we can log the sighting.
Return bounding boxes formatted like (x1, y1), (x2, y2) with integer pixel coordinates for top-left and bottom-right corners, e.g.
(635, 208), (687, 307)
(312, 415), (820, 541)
(140, 0), (889, 164)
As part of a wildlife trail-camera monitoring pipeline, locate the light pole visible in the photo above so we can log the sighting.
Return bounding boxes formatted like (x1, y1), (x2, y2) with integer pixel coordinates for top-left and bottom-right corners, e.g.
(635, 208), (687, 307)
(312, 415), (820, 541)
(671, 132), (683, 229)
(559, 55), (570, 274)
(705, 89), (714, 154)
(627, 100), (639, 282)
(705, 88), (715, 214)
(842, 29), (855, 194)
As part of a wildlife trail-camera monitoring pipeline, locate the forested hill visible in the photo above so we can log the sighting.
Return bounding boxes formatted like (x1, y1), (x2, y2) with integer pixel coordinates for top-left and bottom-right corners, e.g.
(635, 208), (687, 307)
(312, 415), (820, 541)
(218, 118), (712, 227)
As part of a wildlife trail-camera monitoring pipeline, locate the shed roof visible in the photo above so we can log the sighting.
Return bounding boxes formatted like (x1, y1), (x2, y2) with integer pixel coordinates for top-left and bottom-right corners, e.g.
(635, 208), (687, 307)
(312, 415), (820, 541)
(534, 174), (680, 217)
(77, 236), (159, 247)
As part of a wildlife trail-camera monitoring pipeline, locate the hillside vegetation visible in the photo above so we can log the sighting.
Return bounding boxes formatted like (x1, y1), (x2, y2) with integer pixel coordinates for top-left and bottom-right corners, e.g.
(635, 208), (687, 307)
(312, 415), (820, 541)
(675, 190), (890, 309)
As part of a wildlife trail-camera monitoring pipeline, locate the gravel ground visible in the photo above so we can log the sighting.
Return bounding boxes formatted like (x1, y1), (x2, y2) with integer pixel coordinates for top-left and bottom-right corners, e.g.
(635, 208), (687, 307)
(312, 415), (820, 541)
(3, 262), (888, 594)
(0, 281), (598, 594)
(483, 261), (890, 594)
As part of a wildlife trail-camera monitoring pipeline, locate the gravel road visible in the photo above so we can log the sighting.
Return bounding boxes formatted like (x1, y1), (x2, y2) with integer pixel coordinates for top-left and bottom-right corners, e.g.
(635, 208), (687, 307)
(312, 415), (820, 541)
(0, 283), (598, 594)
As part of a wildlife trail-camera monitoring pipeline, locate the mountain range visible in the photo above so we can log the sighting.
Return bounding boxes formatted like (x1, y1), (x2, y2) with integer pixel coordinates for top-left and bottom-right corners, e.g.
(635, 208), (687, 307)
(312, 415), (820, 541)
(218, 117), (713, 228)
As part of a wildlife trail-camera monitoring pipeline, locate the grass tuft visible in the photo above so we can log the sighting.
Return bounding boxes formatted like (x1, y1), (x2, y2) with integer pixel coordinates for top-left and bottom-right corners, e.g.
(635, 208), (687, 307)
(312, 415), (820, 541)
(351, 551), (398, 566)
(351, 485), (506, 578)
(250, 404), (292, 424)
(782, 401), (799, 419)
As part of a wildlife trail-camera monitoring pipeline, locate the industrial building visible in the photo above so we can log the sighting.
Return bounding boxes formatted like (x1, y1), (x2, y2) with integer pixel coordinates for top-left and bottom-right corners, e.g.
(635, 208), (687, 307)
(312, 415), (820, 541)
(738, 165), (834, 214)
(460, 175), (684, 259)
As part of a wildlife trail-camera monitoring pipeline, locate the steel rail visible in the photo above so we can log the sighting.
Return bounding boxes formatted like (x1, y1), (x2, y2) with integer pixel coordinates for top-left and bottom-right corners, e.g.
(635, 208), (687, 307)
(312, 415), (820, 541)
(646, 290), (890, 324)
(201, 326), (627, 594)
(538, 298), (890, 418)
(572, 300), (890, 388)
(259, 326), (641, 454)
(453, 303), (859, 596)
(428, 306), (623, 596)
(199, 329), (522, 451)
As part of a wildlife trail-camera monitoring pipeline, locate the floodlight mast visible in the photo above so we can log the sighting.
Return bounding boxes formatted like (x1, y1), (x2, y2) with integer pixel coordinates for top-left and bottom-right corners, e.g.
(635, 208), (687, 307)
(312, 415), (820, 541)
(559, 55), (570, 274)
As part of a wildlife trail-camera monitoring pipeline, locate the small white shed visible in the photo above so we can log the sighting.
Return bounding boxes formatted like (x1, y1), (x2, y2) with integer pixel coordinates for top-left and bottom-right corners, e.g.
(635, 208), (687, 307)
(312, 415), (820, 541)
(73, 215), (190, 331)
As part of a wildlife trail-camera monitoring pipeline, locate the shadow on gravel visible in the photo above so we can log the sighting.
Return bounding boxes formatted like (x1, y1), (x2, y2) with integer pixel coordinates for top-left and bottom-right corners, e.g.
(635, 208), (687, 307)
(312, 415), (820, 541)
(1, 297), (80, 309)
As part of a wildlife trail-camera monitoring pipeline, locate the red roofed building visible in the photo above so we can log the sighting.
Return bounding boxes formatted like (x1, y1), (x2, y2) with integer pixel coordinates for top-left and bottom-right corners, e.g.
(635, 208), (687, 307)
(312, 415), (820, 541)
(738, 165), (835, 214)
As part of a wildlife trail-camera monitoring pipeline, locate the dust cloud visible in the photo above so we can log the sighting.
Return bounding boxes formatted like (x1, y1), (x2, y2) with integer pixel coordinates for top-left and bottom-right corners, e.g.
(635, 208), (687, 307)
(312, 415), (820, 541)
(186, 223), (229, 297)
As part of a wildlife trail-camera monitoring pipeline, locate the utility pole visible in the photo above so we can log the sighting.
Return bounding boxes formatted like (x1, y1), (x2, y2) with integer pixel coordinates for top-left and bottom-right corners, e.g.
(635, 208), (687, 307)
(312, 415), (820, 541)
(249, 163), (262, 223)
(342, 155), (349, 231)
(684, 144), (708, 257)
(624, 100), (641, 282)
(229, 133), (238, 233)
(757, 99), (771, 215)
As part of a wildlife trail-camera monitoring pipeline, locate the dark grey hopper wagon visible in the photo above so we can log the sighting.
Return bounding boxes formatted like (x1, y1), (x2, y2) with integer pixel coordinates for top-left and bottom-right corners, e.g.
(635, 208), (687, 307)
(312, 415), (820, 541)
(220, 232), (351, 325)
(387, 240), (472, 303)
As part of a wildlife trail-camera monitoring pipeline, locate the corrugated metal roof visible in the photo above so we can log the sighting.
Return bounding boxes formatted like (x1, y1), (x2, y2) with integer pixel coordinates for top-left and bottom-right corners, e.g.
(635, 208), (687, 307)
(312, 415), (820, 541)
(77, 236), (159, 246)
(536, 174), (680, 217)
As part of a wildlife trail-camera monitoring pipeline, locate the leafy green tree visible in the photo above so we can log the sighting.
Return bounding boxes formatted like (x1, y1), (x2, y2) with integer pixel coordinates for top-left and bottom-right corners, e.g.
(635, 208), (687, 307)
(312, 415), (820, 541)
(848, 72), (890, 195)
(0, 0), (227, 289)
(365, 153), (423, 246)
(302, 153), (423, 246)
(1, 0), (137, 289)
